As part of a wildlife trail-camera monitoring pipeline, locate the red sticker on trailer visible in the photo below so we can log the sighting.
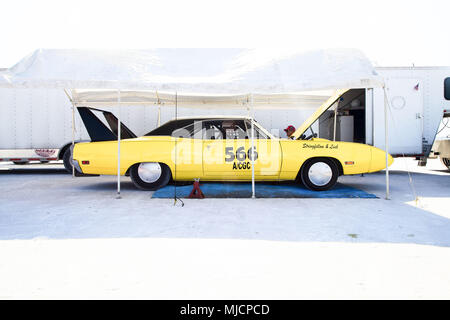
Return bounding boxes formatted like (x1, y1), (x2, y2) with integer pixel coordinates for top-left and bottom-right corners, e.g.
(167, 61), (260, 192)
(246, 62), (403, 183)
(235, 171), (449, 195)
(35, 149), (56, 157)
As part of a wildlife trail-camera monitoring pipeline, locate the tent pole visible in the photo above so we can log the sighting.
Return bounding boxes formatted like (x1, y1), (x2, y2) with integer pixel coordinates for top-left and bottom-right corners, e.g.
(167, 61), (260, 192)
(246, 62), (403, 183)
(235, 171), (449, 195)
(116, 89), (121, 199)
(333, 101), (338, 141)
(63, 89), (76, 178)
(383, 86), (390, 200)
(250, 94), (255, 199)
(156, 90), (161, 126)
(158, 105), (161, 126)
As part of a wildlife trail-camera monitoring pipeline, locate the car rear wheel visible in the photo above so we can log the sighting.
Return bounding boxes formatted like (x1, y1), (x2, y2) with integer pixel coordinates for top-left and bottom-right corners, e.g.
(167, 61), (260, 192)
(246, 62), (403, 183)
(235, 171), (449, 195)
(130, 162), (172, 191)
(300, 158), (339, 191)
(63, 148), (73, 173)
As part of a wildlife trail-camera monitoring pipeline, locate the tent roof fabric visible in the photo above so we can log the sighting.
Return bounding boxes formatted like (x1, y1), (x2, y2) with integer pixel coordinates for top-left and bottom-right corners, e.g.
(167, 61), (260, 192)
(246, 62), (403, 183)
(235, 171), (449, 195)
(0, 48), (383, 93)
(70, 89), (333, 109)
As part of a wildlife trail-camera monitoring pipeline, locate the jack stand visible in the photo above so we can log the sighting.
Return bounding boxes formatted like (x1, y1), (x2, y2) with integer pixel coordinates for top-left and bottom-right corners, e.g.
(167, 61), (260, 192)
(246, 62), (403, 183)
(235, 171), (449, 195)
(188, 178), (205, 199)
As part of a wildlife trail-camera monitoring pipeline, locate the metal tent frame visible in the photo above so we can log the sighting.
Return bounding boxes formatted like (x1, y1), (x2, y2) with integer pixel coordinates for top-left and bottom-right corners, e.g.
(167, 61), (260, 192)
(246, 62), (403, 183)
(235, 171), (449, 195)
(2, 49), (389, 200)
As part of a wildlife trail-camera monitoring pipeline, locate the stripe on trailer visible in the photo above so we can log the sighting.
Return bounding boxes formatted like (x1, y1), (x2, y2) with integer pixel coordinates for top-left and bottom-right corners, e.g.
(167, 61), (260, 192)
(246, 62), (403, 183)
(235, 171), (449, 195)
(29, 158), (41, 161)
(47, 158), (57, 161)
(10, 158), (22, 161)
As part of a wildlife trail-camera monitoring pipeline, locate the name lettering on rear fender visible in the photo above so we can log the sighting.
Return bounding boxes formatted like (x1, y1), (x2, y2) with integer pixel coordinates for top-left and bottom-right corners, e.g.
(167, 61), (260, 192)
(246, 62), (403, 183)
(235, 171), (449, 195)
(302, 143), (338, 150)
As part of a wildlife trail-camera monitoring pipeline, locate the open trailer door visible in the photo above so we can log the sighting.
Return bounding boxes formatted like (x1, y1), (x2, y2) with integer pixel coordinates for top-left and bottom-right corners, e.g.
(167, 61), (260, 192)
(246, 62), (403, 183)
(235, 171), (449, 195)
(373, 78), (424, 156)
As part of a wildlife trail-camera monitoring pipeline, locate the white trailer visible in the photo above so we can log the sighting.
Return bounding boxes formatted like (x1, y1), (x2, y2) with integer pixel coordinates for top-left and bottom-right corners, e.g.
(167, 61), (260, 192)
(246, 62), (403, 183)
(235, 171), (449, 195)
(0, 88), (159, 170)
(309, 66), (450, 169)
(374, 67), (450, 162)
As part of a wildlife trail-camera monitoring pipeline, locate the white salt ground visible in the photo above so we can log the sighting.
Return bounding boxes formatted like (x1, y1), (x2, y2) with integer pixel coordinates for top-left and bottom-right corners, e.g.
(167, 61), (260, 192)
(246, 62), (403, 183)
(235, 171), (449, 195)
(0, 157), (449, 299)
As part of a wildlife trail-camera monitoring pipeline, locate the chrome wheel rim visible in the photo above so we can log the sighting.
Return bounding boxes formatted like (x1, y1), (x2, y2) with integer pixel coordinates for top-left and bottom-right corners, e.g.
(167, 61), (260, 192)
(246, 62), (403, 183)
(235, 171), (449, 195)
(308, 162), (332, 186)
(138, 162), (162, 183)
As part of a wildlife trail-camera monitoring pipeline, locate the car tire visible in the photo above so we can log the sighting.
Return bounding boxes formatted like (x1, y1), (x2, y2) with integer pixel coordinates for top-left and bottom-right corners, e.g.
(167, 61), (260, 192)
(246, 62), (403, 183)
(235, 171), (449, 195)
(63, 147), (73, 173)
(300, 158), (339, 191)
(13, 161), (29, 165)
(441, 157), (450, 171)
(130, 162), (172, 191)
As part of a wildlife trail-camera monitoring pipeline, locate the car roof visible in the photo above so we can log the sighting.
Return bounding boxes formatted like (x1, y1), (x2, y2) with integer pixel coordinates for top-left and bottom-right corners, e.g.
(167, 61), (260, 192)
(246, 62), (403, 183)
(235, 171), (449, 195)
(145, 114), (274, 138)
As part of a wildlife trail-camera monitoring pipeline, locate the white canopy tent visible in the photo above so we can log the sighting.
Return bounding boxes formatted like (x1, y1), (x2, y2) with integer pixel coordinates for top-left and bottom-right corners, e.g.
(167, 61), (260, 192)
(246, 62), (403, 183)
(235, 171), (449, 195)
(0, 48), (381, 91)
(70, 89), (334, 128)
(0, 48), (390, 199)
(70, 89), (333, 109)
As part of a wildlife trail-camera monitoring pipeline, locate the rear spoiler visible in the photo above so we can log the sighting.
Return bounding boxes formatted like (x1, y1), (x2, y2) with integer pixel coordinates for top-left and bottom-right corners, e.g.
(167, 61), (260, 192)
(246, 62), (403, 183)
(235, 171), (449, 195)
(77, 107), (137, 142)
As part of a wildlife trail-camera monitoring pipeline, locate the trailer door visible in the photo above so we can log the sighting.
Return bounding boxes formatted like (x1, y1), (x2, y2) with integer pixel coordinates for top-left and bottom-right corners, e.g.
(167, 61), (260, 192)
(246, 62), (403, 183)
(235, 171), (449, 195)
(373, 78), (423, 156)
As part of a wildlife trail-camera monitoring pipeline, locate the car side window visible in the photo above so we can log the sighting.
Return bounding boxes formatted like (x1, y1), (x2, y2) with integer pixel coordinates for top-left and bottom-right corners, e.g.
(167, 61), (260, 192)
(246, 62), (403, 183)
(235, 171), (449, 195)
(202, 120), (248, 140)
(203, 121), (224, 140)
(223, 120), (247, 139)
(172, 121), (203, 139)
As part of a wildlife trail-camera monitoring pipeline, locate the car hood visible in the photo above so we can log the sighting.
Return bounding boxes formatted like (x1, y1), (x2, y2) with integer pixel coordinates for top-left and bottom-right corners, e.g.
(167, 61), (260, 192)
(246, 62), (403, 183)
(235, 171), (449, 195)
(292, 89), (348, 140)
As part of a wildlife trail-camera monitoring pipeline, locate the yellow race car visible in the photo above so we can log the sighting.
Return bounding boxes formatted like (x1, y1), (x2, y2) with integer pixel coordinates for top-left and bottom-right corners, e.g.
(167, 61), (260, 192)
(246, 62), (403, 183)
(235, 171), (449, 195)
(72, 104), (393, 191)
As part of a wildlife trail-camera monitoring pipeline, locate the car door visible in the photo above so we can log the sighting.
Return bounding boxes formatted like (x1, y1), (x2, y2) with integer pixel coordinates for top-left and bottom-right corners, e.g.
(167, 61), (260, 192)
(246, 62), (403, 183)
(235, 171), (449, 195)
(171, 120), (203, 180)
(202, 119), (249, 179)
(202, 119), (281, 180)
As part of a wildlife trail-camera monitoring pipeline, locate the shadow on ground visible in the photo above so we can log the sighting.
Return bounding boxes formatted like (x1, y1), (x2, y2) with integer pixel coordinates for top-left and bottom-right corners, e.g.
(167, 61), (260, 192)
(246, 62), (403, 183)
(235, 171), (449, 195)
(0, 167), (449, 247)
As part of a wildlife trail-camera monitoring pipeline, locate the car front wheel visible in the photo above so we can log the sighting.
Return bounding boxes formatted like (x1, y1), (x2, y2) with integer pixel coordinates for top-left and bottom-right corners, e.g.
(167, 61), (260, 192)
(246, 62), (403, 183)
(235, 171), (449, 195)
(300, 158), (339, 191)
(130, 162), (172, 191)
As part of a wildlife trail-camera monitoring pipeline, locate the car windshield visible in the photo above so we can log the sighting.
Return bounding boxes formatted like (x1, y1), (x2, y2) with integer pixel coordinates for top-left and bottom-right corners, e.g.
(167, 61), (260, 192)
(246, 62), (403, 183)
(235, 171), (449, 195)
(244, 120), (270, 139)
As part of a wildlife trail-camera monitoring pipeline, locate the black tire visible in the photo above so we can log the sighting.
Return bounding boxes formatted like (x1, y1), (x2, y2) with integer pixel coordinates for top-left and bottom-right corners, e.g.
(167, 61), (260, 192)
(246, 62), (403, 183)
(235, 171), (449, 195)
(130, 162), (172, 191)
(441, 157), (450, 171)
(63, 147), (73, 173)
(13, 161), (29, 165)
(300, 158), (339, 191)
